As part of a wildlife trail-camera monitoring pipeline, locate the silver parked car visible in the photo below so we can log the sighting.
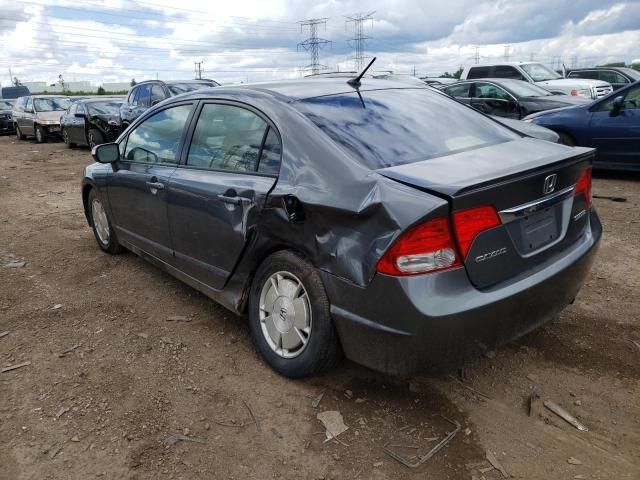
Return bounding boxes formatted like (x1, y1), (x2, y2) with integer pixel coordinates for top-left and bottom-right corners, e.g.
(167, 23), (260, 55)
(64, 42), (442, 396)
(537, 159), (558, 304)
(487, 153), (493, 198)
(12, 95), (72, 143)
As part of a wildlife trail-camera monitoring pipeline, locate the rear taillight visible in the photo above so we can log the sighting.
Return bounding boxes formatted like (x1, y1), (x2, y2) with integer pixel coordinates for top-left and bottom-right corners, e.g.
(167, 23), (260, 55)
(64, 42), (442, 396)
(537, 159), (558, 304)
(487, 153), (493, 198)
(452, 206), (501, 258)
(377, 218), (461, 276)
(575, 167), (592, 207)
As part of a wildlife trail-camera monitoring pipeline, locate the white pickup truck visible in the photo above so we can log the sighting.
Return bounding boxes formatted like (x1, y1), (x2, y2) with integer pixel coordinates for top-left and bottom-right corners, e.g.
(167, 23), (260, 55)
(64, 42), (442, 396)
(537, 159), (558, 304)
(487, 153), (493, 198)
(460, 62), (613, 100)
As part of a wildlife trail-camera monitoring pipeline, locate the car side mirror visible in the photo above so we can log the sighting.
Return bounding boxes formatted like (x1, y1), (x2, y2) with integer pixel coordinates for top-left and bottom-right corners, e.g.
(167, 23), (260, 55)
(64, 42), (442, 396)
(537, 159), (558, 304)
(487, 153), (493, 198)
(93, 143), (119, 164)
(74, 113), (86, 118)
(610, 96), (624, 117)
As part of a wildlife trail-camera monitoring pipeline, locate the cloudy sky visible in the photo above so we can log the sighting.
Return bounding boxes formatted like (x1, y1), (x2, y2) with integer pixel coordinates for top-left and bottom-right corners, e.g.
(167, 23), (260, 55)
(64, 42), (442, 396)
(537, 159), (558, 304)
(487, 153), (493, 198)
(0, 0), (639, 87)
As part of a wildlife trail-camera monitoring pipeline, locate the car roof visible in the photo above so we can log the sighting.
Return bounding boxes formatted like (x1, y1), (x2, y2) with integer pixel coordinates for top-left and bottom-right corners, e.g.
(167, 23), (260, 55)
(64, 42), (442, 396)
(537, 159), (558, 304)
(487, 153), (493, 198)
(177, 78), (428, 103)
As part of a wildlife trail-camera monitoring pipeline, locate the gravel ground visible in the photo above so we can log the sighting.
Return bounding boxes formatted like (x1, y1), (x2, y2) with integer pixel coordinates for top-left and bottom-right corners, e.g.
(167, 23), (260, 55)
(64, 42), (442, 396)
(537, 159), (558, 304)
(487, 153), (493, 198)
(1, 135), (639, 480)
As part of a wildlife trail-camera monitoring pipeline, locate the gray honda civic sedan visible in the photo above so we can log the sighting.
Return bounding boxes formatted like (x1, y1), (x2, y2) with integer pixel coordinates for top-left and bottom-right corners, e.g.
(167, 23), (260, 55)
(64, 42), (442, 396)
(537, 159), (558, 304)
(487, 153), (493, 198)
(82, 78), (601, 377)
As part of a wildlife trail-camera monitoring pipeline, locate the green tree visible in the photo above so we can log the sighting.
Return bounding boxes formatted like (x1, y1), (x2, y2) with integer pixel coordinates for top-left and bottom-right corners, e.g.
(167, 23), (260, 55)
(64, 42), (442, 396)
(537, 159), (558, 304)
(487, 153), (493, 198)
(97, 86), (106, 95)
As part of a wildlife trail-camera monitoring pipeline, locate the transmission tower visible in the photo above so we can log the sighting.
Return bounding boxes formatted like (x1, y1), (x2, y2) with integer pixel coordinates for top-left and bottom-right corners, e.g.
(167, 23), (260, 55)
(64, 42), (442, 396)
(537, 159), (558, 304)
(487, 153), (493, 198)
(298, 18), (331, 75)
(345, 11), (375, 71)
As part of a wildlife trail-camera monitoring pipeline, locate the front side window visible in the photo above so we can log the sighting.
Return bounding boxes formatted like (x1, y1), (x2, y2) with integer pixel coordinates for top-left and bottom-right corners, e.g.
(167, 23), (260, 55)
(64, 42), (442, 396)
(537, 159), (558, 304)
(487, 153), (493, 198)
(124, 104), (192, 164)
(296, 88), (518, 169)
(33, 97), (72, 112)
(187, 104), (268, 172)
(475, 83), (512, 100)
(444, 83), (472, 98)
(134, 85), (151, 108)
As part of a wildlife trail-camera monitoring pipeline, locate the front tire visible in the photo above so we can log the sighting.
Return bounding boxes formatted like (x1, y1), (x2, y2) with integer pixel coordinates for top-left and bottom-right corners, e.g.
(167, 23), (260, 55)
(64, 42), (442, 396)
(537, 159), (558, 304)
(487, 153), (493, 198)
(248, 251), (342, 378)
(558, 132), (575, 146)
(16, 125), (25, 140)
(88, 189), (122, 254)
(35, 125), (46, 144)
(62, 128), (76, 148)
(87, 129), (104, 149)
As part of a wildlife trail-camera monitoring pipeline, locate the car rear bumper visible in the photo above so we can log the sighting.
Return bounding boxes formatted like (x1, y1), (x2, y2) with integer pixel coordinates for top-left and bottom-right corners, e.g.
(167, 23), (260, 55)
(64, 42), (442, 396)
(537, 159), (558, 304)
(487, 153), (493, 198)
(322, 209), (602, 376)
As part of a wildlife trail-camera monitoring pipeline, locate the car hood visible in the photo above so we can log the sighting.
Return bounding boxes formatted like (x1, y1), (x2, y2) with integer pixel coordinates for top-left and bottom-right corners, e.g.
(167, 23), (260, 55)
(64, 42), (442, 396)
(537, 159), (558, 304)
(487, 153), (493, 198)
(35, 111), (64, 122)
(523, 104), (584, 121)
(524, 95), (590, 107)
(537, 78), (609, 88)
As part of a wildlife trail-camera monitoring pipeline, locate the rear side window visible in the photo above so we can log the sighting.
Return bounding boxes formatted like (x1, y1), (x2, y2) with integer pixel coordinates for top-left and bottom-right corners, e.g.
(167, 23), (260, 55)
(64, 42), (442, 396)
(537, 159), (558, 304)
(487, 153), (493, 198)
(467, 67), (491, 79)
(444, 83), (472, 98)
(124, 104), (192, 164)
(296, 89), (518, 169)
(493, 66), (524, 80)
(187, 104), (268, 172)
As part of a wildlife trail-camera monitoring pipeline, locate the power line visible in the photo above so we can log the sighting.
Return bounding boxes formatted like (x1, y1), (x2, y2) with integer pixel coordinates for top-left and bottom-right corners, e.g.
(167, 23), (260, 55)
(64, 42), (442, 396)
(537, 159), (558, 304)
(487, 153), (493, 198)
(345, 11), (375, 71)
(297, 18), (331, 75)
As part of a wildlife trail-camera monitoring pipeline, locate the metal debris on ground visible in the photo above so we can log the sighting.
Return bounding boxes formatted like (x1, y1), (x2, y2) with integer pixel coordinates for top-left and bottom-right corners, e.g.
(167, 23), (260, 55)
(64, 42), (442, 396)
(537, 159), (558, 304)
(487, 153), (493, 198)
(593, 194), (627, 202)
(544, 400), (588, 431)
(58, 344), (81, 358)
(317, 410), (348, 443)
(44, 445), (61, 459)
(5, 260), (26, 268)
(447, 374), (492, 400)
(1, 361), (31, 373)
(383, 415), (460, 468)
(165, 434), (206, 446)
(486, 450), (509, 478)
(242, 400), (261, 432)
(311, 391), (325, 408)
(529, 388), (540, 417)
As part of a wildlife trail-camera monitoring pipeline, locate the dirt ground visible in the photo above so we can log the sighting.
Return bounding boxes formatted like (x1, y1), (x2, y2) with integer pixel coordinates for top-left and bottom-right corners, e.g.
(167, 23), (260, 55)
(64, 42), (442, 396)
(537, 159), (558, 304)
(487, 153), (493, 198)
(0, 134), (639, 480)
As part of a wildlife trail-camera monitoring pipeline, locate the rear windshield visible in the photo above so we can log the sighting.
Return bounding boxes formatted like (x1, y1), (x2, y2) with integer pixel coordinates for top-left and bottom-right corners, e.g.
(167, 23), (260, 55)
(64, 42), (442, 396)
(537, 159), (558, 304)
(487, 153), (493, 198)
(167, 82), (217, 95)
(296, 88), (518, 168)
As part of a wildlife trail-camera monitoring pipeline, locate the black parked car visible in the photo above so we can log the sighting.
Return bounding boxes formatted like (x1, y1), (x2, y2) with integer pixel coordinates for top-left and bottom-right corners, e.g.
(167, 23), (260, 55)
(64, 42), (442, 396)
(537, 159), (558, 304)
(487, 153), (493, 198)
(567, 67), (640, 91)
(120, 79), (219, 129)
(444, 79), (590, 119)
(0, 99), (16, 134)
(82, 78), (600, 377)
(60, 98), (123, 149)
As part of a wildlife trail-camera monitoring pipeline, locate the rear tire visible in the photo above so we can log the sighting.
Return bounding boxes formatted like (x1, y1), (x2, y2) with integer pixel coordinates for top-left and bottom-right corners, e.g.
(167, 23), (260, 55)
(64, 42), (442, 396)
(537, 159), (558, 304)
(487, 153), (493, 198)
(248, 250), (342, 378)
(88, 189), (122, 254)
(34, 125), (46, 144)
(15, 125), (25, 140)
(88, 129), (104, 149)
(557, 132), (575, 146)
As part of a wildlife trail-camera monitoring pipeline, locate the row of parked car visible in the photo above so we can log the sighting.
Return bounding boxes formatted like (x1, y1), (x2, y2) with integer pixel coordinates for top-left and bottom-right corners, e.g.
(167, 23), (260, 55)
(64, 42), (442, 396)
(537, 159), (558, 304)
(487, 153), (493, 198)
(2, 62), (638, 170)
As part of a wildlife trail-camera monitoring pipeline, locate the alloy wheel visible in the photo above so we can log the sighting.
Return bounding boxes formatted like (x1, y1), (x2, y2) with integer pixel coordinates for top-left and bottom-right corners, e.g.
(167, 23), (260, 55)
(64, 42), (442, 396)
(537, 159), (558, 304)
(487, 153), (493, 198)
(91, 198), (110, 245)
(259, 271), (312, 359)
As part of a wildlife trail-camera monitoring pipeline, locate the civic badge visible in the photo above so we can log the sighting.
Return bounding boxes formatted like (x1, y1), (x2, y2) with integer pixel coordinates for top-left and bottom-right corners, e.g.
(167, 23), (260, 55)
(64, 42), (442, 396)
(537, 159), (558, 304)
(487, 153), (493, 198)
(543, 174), (557, 195)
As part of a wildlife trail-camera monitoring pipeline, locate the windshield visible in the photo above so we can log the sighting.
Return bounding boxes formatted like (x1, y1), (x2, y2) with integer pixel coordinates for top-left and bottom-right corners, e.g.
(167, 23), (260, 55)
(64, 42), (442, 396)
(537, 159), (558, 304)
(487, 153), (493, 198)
(0, 100), (15, 109)
(296, 88), (518, 169)
(34, 97), (72, 112)
(620, 67), (640, 81)
(521, 63), (562, 82)
(500, 79), (553, 97)
(167, 82), (217, 95)
(88, 101), (122, 115)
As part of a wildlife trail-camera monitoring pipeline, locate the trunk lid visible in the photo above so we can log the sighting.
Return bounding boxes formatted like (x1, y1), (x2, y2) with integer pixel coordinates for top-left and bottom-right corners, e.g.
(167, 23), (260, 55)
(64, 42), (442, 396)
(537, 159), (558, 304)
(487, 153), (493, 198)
(377, 138), (594, 288)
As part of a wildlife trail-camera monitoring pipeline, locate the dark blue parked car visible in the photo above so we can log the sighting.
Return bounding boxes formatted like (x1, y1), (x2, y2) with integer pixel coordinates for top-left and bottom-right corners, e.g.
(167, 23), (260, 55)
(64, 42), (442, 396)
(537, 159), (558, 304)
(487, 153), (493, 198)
(526, 80), (640, 171)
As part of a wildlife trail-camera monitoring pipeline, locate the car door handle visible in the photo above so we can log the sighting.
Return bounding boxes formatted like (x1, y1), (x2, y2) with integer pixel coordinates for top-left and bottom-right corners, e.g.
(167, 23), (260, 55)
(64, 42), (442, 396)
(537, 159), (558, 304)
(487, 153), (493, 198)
(146, 181), (165, 192)
(217, 194), (251, 205)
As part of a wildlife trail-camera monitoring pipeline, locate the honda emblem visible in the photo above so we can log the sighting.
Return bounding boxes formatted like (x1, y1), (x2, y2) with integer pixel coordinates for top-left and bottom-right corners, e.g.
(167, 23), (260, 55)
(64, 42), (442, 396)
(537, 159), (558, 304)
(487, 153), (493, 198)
(543, 174), (557, 195)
